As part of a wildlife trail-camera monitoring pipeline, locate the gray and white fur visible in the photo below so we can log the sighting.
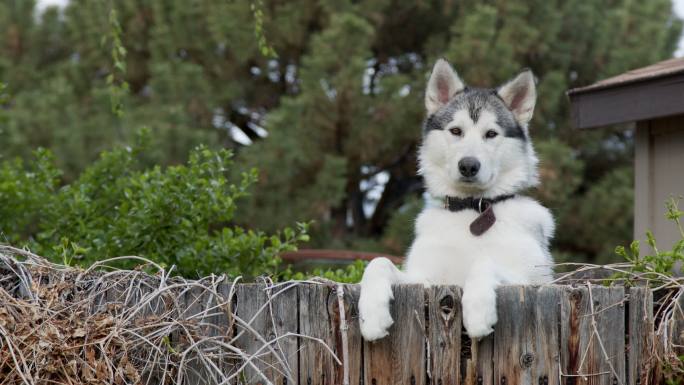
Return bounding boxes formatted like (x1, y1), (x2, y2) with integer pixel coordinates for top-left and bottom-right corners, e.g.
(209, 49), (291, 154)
(358, 59), (554, 340)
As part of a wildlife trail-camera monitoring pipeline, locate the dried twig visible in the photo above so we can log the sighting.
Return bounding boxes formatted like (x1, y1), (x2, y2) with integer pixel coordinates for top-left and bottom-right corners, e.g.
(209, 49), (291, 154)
(336, 284), (350, 385)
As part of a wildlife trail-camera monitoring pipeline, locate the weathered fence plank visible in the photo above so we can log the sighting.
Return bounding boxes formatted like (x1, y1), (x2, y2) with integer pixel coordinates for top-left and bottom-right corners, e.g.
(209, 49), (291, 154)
(466, 329), (494, 385)
(560, 285), (626, 385)
(299, 283), (335, 385)
(218, 280), (237, 382)
(183, 286), (201, 385)
(427, 285), (462, 385)
(493, 286), (561, 385)
(330, 284), (364, 385)
(298, 283), (362, 385)
(627, 287), (654, 385)
(184, 284), (218, 385)
(338, 285), (363, 385)
(364, 284), (426, 385)
(137, 278), (168, 385)
(236, 283), (299, 385)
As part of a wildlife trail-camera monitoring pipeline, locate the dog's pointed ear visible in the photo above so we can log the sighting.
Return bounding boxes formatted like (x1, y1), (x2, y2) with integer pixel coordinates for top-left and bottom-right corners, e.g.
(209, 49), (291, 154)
(497, 69), (536, 126)
(425, 59), (465, 115)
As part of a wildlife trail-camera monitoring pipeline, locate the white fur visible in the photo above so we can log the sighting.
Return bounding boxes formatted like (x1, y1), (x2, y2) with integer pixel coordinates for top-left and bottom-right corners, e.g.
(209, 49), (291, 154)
(359, 61), (554, 341)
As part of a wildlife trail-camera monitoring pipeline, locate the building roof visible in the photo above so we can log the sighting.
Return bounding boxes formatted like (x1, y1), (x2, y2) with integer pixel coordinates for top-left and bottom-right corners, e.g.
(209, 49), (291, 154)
(567, 57), (684, 129)
(568, 57), (684, 95)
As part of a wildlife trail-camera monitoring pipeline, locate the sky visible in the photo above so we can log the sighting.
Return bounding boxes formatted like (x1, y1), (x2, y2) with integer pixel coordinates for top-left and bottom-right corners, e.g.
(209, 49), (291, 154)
(676, 0), (684, 56)
(35, 0), (67, 11)
(38, 0), (68, 7)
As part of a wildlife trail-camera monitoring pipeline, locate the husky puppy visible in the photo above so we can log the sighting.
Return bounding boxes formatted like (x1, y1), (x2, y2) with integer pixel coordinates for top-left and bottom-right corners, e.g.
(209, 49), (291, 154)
(359, 59), (554, 340)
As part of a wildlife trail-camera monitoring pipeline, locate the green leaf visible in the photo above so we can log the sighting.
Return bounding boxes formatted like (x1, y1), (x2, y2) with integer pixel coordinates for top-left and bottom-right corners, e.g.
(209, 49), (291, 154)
(646, 231), (657, 249)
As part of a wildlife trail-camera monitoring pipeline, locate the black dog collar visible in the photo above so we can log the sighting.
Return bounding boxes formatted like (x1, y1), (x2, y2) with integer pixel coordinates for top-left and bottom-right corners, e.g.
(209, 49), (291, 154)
(443, 194), (515, 236)
(444, 194), (515, 213)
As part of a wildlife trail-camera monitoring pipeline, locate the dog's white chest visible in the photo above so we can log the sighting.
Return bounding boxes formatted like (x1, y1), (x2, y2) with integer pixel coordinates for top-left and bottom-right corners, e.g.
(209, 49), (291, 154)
(403, 197), (553, 286)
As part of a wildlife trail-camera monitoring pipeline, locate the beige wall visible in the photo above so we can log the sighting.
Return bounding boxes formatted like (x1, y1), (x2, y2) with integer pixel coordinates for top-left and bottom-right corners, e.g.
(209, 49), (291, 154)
(634, 115), (684, 251)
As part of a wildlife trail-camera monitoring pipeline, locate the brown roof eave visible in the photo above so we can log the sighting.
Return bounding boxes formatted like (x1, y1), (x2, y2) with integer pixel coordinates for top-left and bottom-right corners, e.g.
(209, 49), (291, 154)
(567, 71), (684, 96)
(567, 57), (684, 97)
(568, 71), (684, 129)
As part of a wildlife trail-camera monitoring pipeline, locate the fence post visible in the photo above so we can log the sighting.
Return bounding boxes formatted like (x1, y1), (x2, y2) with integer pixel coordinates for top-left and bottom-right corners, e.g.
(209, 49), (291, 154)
(627, 287), (654, 385)
(493, 286), (561, 385)
(560, 285), (626, 385)
(363, 284), (426, 385)
(427, 285), (462, 384)
(236, 282), (299, 384)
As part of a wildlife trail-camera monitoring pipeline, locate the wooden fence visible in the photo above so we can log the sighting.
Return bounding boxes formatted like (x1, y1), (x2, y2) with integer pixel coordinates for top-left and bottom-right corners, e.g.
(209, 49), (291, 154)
(110, 282), (665, 385)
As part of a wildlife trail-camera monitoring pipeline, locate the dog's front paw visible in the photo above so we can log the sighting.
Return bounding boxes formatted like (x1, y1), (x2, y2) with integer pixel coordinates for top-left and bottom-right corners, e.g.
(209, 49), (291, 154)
(358, 285), (394, 341)
(359, 305), (393, 341)
(462, 287), (497, 339)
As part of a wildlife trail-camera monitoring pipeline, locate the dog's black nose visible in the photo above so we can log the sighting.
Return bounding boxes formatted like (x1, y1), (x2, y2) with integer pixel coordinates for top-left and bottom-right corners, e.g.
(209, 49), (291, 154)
(458, 157), (480, 177)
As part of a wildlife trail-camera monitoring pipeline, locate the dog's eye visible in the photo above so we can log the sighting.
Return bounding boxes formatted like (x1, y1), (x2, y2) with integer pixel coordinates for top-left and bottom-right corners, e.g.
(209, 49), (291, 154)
(485, 130), (498, 139)
(449, 127), (462, 136)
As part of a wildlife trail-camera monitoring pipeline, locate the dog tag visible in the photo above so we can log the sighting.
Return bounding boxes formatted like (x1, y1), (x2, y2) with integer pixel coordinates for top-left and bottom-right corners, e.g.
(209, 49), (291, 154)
(470, 204), (496, 236)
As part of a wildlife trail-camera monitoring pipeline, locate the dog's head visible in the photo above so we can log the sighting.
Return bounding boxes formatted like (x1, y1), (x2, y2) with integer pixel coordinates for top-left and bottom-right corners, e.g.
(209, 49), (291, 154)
(419, 59), (540, 198)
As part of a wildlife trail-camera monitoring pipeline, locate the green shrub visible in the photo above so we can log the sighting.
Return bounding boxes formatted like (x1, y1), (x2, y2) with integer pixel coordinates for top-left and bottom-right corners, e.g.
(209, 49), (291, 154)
(613, 197), (684, 286)
(283, 259), (367, 283)
(0, 130), (309, 278)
